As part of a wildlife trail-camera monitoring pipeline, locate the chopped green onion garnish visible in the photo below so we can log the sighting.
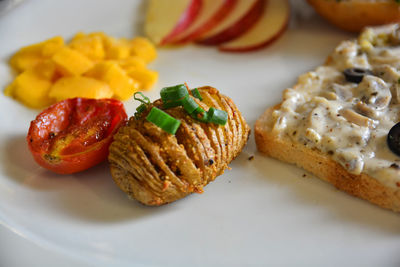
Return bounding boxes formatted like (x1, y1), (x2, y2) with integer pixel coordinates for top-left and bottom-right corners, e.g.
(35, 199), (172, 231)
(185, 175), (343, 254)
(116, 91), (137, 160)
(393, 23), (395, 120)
(134, 92), (150, 105)
(162, 96), (188, 109)
(207, 107), (228, 125)
(191, 107), (209, 123)
(134, 92), (150, 119)
(160, 84), (189, 102)
(136, 103), (147, 113)
(146, 107), (181, 135)
(182, 96), (199, 114)
(191, 88), (203, 100)
(134, 103), (148, 119)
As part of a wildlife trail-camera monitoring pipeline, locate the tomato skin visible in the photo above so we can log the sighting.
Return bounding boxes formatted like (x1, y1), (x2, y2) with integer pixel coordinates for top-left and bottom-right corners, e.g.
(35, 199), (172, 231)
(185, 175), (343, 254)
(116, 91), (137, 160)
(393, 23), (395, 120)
(27, 98), (127, 174)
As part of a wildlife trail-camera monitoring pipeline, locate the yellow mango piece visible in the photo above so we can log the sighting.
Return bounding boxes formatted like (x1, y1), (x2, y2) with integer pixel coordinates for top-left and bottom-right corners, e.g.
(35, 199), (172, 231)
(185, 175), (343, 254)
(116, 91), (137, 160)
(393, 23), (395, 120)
(49, 76), (113, 101)
(9, 36), (64, 72)
(41, 37), (65, 57)
(8, 69), (54, 108)
(69, 34), (105, 61)
(126, 68), (158, 90)
(117, 56), (146, 70)
(87, 32), (119, 51)
(71, 32), (86, 42)
(52, 47), (93, 76)
(85, 61), (138, 100)
(4, 83), (14, 97)
(130, 37), (157, 63)
(106, 42), (131, 60)
(9, 53), (42, 73)
(33, 60), (57, 81)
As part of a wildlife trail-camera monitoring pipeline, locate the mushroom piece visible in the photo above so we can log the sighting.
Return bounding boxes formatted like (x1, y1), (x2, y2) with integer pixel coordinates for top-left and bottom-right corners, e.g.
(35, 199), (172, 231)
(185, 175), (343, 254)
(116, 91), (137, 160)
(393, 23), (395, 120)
(331, 83), (353, 101)
(339, 108), (377, 128)
(374, 64), (400, 104)
(353, 75), (391, 111)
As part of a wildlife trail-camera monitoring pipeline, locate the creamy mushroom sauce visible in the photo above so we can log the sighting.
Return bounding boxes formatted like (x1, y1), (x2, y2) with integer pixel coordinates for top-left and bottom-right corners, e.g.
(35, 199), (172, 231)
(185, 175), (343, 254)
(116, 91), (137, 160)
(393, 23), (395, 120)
(271, 24), (400, 189)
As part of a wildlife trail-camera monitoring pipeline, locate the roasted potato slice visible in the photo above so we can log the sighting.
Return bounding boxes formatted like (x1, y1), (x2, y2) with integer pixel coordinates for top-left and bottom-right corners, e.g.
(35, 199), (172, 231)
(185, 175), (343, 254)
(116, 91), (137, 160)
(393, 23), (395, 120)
(108, 86), (250, 205)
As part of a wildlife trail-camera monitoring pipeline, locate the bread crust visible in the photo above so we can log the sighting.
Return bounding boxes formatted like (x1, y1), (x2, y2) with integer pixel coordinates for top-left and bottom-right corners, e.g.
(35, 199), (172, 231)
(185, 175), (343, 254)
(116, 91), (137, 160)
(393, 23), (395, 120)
(307, 0), (400, 32)
(255, 106), (400, 212)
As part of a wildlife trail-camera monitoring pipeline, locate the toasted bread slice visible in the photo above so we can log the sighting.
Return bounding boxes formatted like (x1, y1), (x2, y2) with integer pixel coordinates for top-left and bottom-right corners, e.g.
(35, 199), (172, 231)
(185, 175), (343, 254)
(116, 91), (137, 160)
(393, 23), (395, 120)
(255, 106), (400, 212)
(255, 24), (400, 212)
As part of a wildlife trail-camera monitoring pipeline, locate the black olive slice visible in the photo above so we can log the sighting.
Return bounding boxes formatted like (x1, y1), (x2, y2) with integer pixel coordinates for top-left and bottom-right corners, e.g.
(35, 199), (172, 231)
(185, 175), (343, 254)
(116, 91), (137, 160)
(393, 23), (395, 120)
(387, 122), (400, 156)
(343, 68), (373, 83)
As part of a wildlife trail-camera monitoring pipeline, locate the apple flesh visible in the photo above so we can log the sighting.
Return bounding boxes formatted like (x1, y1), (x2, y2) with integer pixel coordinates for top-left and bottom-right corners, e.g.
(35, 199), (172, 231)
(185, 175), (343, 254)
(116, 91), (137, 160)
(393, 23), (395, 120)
(197, 0), (265, 46)
(145, 0), (202, 45)
(171, 0), (238, 44)
(219, 0), (289, 52)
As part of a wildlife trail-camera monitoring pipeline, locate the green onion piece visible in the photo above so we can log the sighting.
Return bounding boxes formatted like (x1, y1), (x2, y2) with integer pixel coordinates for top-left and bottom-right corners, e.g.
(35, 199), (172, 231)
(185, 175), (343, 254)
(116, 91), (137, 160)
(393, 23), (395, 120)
(163, 100), (182, 109)
(136, 103), (147, 113)
(160, 84), (189, 102)
(182, 96), (199, 114)
(191, 107), (209, 123)
(146, 107), (181, 135)
(190, 88), (203, 100)
(207, 107), (228, 125)
(134, 92), (150, 105)
(134, 103), (148, 119)
(162, 95), (188, 109)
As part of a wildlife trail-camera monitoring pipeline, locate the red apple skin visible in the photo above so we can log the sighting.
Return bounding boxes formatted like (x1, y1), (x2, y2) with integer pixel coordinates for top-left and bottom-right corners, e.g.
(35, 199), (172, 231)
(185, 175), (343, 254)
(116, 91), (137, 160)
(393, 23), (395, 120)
(219, 0), (290, 52)
(160, 0), (203, 45)
(219, 21), (288, 52)
(173, 0), (238, 44)
(197, 0), (265, 46)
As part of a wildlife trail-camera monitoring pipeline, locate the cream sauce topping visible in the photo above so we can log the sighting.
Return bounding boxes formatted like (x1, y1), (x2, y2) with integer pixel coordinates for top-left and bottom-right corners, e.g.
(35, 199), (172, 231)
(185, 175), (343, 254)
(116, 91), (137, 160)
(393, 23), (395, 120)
(271, 24), (400, 189)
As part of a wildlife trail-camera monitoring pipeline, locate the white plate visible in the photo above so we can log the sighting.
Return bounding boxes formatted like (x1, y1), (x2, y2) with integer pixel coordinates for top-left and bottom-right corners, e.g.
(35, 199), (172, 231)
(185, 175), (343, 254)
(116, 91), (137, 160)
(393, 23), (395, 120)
(1, 0), (400, 266)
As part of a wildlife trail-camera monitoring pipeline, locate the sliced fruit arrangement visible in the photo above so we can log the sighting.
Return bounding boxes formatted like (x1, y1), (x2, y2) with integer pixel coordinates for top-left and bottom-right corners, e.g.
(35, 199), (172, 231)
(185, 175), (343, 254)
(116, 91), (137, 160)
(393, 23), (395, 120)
(145, 0), (290, 52)
(219, 0), (290, 52)
(5, 33), (158, 109)
(198, 0), (265, 46)
(169, 0), (238, 44)
(145, 0), (202, 45)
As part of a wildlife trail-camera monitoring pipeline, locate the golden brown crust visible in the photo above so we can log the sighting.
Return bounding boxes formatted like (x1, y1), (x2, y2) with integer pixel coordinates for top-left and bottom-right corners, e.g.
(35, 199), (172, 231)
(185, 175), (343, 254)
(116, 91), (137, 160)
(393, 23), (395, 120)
(109, 86), (250, 205)
(255, 106), (400, 212)
(307, 0), (400, 32)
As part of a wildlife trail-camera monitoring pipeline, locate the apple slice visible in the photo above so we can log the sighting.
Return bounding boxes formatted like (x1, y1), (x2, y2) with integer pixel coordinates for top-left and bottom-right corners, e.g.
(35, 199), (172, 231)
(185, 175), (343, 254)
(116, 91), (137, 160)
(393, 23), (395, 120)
(170, 0), (238, 44)
(219, 0), (289, 52)
(145, 0), (202, 45)
(197, 0), (265, 46)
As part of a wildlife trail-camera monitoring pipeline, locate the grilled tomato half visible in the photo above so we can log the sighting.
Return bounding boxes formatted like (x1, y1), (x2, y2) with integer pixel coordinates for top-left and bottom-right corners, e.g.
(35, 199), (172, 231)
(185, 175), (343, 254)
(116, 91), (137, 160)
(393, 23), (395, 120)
(27, 98), (127, 174)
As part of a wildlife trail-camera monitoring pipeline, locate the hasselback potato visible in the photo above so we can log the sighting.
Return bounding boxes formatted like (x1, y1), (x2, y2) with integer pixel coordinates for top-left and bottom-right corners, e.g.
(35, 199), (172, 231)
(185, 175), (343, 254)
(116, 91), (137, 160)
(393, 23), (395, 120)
(108, 86), (250, 205)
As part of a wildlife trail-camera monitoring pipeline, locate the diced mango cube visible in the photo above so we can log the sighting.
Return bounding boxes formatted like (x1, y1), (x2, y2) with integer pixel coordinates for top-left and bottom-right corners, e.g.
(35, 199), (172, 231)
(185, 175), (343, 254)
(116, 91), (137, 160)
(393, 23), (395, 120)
(41, 37), (65, 57)
(71, 32), (86, 42)
(117, 56), (146, 70)
(7, 69), (54, 108)
(88, 32), (121, 52)
(9, 53), (43, 73)
(69, 34), (105, 61)
(85, 61), (138, 100)
(106, 42), (131, 60)
(52, 47), (93, 76)
(4, 83), (13, 97)
(9, 36), (64, 72)
(33, 60), (57, 81)
(126, 68), (158, 90)
(130, 37), (157, 63)
(49, 76), (113, 101)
